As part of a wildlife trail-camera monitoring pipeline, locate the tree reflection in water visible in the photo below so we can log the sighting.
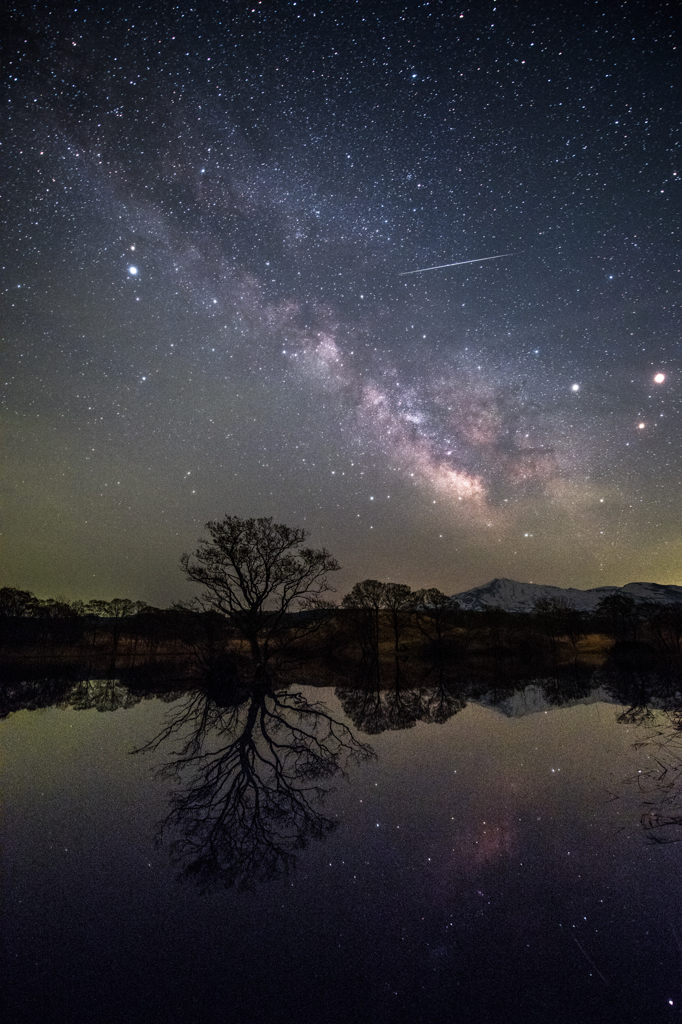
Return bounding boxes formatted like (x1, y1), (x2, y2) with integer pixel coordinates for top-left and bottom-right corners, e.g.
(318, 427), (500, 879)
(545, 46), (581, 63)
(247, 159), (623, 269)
(136, 675), (375, 890)
(623, 699), (682, 842)
(337, 662), (467, 734)
(599, 657), (682, 843)
(68, 677), (146, 713)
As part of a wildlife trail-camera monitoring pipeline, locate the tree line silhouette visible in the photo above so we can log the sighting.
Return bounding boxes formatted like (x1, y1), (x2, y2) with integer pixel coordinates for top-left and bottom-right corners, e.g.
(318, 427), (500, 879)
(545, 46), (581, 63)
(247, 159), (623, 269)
(3, 579), (682, 681)
(3, 514), (682, 678)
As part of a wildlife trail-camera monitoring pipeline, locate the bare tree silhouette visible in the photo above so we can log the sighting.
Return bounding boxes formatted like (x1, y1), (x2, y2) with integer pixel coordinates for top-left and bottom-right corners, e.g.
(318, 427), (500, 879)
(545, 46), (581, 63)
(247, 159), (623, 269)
(412, 588), (459, 656)
(181, 515), (339, 672)
(341, 579), (386, 668)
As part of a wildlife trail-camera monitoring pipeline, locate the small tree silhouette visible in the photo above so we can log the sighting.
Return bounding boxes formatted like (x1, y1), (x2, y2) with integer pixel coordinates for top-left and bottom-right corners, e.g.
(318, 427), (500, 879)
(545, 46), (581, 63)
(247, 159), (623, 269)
(181, 515), (339, 671)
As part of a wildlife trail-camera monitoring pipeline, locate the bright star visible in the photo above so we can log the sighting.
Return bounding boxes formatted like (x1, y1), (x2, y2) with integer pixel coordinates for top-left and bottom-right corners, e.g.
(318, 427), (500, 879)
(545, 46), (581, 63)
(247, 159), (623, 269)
(654, 372), (665, 383)
(571, 383), (580, 392)
(128, 266), (138, 276)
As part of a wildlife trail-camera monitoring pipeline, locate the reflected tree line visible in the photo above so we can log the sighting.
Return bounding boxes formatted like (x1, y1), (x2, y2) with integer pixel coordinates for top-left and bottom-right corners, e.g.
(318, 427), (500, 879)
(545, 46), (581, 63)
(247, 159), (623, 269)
(5, 513), (682, 881)
(6, 644), (682, 884)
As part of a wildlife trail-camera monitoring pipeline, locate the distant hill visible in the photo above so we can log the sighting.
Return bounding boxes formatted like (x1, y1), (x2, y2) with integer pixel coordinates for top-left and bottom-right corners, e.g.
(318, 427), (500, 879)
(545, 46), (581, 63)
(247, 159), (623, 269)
(474, 683), (668, 719)
(450, 577), (682, 613)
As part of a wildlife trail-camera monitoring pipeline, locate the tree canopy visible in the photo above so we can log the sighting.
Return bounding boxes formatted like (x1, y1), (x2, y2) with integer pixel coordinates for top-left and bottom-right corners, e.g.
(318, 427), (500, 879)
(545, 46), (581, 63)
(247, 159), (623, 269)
(181, 515), (340, 667)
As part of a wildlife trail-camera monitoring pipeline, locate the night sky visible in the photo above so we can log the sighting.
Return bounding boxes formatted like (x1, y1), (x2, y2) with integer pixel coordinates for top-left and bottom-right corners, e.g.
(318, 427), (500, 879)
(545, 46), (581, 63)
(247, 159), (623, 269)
(2, 0), (680, 605)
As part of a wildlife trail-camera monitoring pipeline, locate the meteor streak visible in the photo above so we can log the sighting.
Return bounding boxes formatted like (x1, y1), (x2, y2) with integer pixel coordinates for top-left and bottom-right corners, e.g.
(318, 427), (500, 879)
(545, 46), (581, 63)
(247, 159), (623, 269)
(399, 252), (518, 276)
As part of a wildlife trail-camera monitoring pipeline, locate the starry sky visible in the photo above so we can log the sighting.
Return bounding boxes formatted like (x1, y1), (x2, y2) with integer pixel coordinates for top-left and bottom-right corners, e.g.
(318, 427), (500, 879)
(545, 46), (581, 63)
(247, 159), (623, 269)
(1, 0), (680, 605)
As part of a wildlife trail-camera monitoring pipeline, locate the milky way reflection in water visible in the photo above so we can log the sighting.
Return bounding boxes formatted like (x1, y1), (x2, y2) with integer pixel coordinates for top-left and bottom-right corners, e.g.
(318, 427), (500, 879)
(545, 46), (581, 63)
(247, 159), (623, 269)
(3, 672), (682, 1024)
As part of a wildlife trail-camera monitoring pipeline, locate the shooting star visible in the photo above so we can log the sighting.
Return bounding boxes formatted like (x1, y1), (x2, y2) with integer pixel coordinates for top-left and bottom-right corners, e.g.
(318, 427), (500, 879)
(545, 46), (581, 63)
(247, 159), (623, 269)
(399, 252), (518, 276)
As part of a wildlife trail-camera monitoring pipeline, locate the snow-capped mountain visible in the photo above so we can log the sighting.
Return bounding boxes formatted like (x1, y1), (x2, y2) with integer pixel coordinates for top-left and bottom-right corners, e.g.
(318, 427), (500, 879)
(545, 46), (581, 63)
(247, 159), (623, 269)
(474, 683), (670, 719)
(475, 683), (618, 718)
(450, 577), (682, 613)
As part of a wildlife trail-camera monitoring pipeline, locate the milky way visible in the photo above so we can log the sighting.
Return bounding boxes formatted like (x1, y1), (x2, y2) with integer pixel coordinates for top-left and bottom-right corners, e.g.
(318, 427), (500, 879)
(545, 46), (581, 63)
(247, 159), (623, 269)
(1, 1), (680, 602)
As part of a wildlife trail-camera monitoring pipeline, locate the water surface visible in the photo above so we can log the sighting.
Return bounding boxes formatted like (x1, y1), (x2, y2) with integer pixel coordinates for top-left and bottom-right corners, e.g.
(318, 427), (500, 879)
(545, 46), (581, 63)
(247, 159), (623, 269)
(3, 675), (682, 1023)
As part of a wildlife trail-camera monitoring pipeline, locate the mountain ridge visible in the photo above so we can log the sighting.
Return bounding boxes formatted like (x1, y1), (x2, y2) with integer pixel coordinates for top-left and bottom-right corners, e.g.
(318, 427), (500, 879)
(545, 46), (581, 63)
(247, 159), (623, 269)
(450, 577), (682, 613)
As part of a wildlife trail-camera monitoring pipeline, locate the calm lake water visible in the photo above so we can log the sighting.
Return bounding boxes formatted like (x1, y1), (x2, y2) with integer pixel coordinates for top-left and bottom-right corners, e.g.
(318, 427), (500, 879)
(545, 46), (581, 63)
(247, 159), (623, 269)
(3, 674), (682, 1023)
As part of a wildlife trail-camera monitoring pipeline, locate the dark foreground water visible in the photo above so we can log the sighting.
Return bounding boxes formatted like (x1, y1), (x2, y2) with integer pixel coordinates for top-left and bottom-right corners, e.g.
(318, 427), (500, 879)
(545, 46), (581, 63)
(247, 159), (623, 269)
(3, 674), (682, 1024)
